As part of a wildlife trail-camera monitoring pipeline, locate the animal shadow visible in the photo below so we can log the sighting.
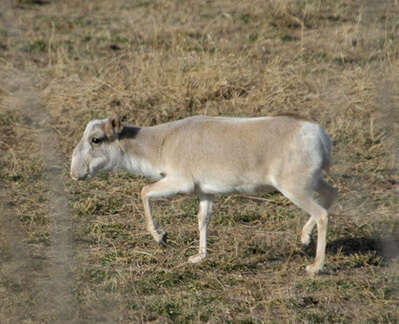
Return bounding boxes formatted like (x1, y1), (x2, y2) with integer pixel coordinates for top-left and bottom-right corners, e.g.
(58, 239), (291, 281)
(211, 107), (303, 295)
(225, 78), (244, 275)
(327, 236), (399, 262)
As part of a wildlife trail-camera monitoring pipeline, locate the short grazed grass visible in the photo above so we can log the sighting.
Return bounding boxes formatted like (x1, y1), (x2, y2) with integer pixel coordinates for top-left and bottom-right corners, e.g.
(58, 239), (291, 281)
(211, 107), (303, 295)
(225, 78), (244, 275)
(0, 0), (398, 323)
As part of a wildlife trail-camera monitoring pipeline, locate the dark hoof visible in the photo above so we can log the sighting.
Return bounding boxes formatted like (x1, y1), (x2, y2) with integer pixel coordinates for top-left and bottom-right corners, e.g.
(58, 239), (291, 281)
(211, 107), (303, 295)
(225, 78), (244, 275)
(158, 232), (168, 247)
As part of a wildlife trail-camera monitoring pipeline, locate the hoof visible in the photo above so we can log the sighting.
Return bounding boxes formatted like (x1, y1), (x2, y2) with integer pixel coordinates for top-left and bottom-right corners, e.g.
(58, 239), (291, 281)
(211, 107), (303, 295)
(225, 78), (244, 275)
(306, 264), (322, 276)
(188, 253), (206, 264)
(153, 229), (167, 246)
(158, 233), (167, 247)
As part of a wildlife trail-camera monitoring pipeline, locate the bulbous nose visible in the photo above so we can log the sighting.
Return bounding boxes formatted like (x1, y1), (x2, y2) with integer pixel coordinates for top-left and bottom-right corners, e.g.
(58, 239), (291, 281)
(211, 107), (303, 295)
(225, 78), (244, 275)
(70, 162), (88, 180)
(70, 146), (89, 180)
(70, 168), (86, 180)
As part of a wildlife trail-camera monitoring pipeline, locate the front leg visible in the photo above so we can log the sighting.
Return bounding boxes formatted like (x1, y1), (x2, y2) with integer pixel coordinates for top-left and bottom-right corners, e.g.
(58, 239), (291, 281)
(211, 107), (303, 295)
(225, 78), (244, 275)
(141, 178), (187, 245)
(189, 195), (214, 263)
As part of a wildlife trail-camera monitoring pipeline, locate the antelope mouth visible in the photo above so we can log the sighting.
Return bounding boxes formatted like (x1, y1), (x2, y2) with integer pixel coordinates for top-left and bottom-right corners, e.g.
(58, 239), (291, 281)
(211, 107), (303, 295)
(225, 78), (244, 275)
(70, 170), (90, 181)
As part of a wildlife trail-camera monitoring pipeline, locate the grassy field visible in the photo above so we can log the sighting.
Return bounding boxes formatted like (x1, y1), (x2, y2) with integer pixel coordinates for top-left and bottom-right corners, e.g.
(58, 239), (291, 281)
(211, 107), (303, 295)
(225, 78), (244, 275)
(0, 0), (398, 323)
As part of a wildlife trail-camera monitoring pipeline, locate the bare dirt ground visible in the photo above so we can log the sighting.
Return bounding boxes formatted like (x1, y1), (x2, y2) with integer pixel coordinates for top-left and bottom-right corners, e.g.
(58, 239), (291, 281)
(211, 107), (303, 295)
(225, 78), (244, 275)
(0, 0), (398, 323)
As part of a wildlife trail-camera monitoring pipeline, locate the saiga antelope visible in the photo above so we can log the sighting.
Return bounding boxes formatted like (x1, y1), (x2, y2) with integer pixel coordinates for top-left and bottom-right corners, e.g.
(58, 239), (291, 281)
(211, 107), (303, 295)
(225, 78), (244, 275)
(71, 115), (336, 274)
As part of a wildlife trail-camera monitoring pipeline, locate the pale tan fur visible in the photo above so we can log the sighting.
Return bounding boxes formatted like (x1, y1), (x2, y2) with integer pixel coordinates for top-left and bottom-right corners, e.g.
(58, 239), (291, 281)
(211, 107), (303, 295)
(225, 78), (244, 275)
(71, 115), (337, 274)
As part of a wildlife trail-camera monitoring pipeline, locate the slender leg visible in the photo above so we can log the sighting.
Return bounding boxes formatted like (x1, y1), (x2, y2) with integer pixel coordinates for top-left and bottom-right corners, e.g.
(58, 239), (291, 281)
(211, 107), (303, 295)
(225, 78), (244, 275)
(280, 186), (329, 275)
(307, 207), (328, 275)
(188, 194), (214, 263)
(301, 179), (336, 246)
(141, 178), (190, 244)
(301, 216), (316, 246)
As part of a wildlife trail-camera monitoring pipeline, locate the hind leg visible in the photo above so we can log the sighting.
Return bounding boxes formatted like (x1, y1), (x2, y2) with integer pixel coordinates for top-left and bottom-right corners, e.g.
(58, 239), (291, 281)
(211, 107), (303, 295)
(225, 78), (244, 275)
(188, 194), (214, 263)
(279, 183), (329, 275)
(301, 216), (317, 246)
(301, 178), (336, 246)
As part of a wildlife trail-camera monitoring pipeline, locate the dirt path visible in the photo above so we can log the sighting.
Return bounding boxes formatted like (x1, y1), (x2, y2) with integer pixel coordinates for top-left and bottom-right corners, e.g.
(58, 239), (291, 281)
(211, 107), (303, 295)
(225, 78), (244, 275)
(0, 72), (77, 323)
(0, 1), (77, 322)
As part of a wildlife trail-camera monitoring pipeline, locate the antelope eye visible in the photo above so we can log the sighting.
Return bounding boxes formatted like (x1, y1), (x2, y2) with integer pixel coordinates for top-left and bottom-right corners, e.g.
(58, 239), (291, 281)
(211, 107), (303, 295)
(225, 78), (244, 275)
(91, 137), (102, 144)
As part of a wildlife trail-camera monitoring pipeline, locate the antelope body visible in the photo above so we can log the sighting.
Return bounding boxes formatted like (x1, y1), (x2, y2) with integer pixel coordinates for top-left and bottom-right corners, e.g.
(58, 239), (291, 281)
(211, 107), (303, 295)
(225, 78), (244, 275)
(71, 115), (336, 274)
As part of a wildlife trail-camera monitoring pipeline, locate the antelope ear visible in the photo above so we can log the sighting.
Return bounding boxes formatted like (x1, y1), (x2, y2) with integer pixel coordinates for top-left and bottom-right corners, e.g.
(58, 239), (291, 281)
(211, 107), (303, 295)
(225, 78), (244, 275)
(104, 114), (122, 139)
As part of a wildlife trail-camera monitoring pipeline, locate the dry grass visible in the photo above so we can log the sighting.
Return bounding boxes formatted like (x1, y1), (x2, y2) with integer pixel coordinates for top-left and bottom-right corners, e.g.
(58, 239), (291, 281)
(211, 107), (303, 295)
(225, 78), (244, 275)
(0, 0), (398, 323)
